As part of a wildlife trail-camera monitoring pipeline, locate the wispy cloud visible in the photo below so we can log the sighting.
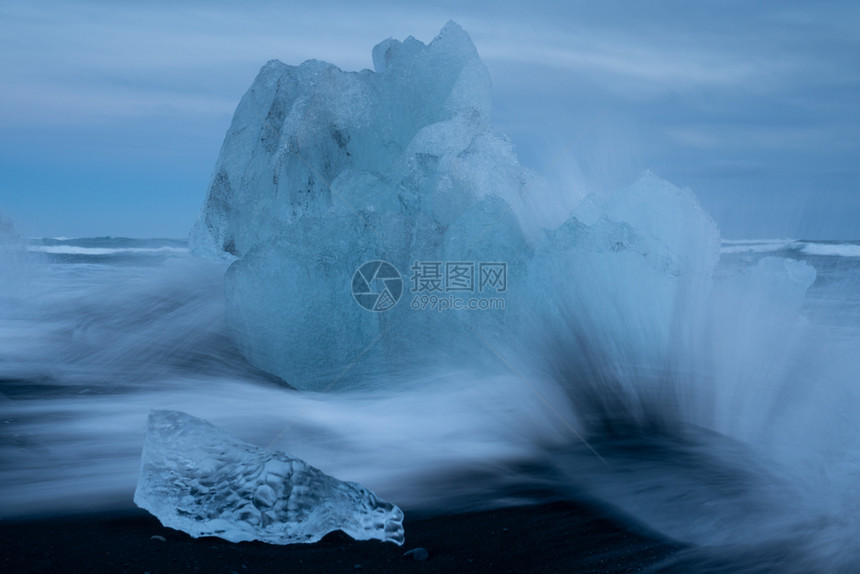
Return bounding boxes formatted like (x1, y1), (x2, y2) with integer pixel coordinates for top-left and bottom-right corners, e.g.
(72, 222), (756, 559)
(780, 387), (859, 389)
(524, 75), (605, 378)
(0, 0), (857, 238)
(0, 1), (426, 127)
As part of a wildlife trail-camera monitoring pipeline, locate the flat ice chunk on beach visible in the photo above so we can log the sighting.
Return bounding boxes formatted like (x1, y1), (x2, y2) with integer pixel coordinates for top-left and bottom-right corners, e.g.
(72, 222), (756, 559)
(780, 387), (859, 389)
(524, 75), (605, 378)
(133, 410), (404, 545)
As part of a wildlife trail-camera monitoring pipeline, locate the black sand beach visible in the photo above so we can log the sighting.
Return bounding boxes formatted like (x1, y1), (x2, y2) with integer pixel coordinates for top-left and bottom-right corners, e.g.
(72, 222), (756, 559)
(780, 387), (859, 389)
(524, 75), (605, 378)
(1, 501), (685, 573)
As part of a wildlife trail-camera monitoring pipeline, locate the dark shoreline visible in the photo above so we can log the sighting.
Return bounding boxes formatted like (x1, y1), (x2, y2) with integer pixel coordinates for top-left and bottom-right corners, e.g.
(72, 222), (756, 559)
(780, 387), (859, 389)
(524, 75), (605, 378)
(1, 501), (686, 573)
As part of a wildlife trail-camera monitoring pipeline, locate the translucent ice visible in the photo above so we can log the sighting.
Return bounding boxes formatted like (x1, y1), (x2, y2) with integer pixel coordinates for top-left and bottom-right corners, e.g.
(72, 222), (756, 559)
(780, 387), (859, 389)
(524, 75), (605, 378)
(527, 171), (720, 365)
(189, 21), (518, 260)
(133, 410), (404, 545)
(190, 21), (530, 389)
(188, 21), (816, 399)
(521, 172), (721, 431)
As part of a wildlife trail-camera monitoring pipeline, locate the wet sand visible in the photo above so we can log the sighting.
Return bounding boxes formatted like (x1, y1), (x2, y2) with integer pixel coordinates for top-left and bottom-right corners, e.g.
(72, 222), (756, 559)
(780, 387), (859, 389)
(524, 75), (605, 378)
(1, 501), (685, 573)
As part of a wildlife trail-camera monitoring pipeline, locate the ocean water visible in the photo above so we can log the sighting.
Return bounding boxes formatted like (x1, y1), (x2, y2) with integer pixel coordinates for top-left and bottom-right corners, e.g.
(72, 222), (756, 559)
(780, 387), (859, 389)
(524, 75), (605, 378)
(2, 236), (859, 571)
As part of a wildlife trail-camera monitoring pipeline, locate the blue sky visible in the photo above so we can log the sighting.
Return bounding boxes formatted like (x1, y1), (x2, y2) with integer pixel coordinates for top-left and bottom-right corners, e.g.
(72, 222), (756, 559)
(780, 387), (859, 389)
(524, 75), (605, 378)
(1, 1), (858, 239)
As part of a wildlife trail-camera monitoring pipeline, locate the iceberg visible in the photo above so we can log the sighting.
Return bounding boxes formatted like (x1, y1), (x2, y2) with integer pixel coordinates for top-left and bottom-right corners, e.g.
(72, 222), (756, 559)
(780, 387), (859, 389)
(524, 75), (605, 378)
(133, 410), (404, 545)
(190, 20), (520, 260)
(191, 21), (530, 389)
(189, 21), (816, 400)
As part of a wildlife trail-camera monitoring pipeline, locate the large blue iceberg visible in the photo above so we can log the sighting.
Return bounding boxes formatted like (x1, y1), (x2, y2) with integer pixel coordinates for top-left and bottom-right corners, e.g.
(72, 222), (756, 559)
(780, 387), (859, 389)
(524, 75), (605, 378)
(191, 21), (529, 389)
(190, 22), (815, 397)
